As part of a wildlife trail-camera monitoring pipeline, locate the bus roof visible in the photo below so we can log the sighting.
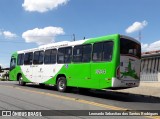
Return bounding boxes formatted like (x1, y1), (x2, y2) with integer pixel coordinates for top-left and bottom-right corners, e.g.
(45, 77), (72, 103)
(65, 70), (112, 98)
(16, 34), (140, 54)
(120, 35), (140, 44)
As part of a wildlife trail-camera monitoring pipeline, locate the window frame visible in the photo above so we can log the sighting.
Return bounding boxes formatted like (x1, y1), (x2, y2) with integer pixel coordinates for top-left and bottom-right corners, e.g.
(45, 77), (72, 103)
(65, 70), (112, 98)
(24, 52), (33, 65)
(73, 45), (83, 63)
(64, 46), (72, 63)
(10, 57), (16, 70)
(82, 44), (92, 63)
(33, 50), (44, 65)
(44, 49), (51, 64)
(17, 53), (24, 65)
(92, 41), (114, 62)
(57, 48), (65, 64)
(44, 49), (57, 64)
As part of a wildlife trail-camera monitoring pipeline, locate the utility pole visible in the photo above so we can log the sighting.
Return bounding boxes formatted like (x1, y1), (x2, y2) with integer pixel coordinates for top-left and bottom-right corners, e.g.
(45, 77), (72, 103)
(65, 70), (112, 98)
(73, 34), (75, 41)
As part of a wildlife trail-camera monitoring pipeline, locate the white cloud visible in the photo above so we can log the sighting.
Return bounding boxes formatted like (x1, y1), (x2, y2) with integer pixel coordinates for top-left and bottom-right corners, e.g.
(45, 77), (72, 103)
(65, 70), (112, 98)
(126, 20), (148, 34)
(141, 40), (160, 52)
(22, 26), (65, 45)
(2, 31), (17, 39)
(22, 0), (69, 13)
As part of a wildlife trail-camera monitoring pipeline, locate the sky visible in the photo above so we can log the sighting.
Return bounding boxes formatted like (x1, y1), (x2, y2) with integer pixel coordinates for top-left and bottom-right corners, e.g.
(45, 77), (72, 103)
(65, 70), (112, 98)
(0, 0), (159, 67)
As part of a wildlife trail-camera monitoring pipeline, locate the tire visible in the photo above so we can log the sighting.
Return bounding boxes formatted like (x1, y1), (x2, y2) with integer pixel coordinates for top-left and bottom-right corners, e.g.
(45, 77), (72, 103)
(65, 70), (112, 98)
(57, 77), (67, 92)
(18, 75), (26, 86)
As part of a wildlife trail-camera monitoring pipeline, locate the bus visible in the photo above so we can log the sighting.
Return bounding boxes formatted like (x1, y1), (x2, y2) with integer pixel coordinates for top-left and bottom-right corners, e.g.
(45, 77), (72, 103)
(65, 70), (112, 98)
(9, 34), (141, 92)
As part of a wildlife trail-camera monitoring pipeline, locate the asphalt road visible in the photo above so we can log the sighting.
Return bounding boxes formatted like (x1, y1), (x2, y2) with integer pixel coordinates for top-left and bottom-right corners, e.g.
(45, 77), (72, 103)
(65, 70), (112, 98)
(0, 81), (159, 119)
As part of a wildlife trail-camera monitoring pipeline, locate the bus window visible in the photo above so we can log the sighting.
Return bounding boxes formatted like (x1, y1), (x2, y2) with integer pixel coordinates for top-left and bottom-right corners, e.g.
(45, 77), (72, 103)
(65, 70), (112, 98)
(10, 57), (16, 70)
(44, 49), (57, 64)
(57, 48), (65, 63)
(92, 43), (103, 61)
(17, 54), (24, 65)
(33, 51), (44, 64)
(73, 45), (82, 62)
(39, 51), (44, 64)
(102, 41), (113, 61)
(24, 52), (33, 65)
(33, 51), (39, 64)
(65, 47), (72, 63)
(120, 38), (141, 58)
(82, 45), (91, 62)
(44, 50), (51, 64)
(50, 49), (57, 64)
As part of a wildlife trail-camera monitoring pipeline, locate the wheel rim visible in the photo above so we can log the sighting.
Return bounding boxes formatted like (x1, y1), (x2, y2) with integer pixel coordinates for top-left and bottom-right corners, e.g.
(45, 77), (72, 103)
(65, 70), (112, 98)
(59, 80), (65, 90)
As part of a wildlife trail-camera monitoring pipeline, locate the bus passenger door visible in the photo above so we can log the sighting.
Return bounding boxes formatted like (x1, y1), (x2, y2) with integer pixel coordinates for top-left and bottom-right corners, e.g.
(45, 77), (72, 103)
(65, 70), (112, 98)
(22, 52), (34, 82)
(32, 51), (44, 83)
(9, 57), (17, 80)
(22, 65), (33, 81)
(32, 65), (44, 83)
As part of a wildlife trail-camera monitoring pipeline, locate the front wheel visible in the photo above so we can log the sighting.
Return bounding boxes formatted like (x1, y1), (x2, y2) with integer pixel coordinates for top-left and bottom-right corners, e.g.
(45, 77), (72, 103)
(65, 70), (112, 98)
(18, 75), (26, 86)
(57, 77), (67, 92)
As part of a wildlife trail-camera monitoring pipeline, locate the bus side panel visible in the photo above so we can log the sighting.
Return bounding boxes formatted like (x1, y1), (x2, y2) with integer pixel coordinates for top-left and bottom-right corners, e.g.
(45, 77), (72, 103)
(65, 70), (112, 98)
(91, 62), (114, 89)
(43, 64), (78, 86)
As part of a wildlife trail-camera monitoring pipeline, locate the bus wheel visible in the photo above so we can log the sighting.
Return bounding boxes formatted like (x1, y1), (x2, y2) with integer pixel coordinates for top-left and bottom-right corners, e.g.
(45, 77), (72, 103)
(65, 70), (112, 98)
(18, 75), (26, 86)
(57, 77), (67, 92)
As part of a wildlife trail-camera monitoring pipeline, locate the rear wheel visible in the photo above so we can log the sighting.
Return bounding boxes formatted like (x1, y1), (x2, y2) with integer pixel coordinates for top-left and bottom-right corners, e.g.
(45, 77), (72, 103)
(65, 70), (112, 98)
(18, 75), (26, 86)
(57, 77), (67, 92)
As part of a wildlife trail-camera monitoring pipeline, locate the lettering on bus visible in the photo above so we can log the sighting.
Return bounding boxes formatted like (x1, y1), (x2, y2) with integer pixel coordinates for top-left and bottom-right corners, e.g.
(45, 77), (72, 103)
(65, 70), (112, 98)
(96, 69), (106, 74)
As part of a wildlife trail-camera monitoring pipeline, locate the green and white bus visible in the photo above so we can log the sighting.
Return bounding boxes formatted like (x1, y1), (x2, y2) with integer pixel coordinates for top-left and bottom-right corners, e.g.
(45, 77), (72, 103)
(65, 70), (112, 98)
(9, 34), (141, 92)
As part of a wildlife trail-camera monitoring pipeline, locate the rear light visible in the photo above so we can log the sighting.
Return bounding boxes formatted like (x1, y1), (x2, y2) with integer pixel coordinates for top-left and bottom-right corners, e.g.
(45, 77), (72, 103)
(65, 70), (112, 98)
(116, 66), (120, 79)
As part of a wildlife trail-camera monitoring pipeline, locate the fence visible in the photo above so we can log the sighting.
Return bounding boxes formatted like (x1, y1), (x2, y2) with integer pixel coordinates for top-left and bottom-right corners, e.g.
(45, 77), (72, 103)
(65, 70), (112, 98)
(140, 73), (159, 82)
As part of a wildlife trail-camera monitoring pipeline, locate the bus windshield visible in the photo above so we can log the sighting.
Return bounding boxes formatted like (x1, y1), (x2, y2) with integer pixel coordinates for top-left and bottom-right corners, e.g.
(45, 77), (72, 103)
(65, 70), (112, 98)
(120, 38), (141, 59)
(10, 57), (16, 70)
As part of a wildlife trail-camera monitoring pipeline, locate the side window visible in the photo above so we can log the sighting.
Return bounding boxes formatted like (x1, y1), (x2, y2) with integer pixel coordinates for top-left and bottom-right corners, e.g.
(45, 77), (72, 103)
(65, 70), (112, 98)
(50, 49), (57, 64)
(73, 46), (82, 62)
(44, 49), (57, 64)
(92, 43), (103, 61)
(33, 51), (44, 64)
(17, 54), (24, 65)
(44, 50), (51, 64)
(33, 51), (39, 64)
(24, 52), (33, 65)
(102, 42), (113, 61)
(39, 51), (44, 64)
(17, 54), (21, 65)
(92, 41), (113, 62)
(57, 48), (65, 63)
(65, 47), (72, 63)
(82, 45), (91, 62)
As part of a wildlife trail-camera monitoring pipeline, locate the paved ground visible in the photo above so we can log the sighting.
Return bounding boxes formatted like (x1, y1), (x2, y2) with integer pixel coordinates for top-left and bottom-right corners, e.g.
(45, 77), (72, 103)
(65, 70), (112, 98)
(0, 81), (159, 119)
(111, 82), (160, 99)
